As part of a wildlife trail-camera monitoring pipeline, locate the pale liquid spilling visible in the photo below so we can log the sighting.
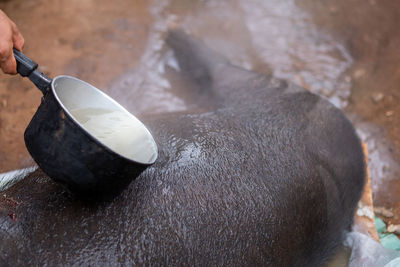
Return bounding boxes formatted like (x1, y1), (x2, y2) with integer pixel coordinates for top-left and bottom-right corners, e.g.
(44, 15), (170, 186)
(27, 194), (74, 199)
(69, 108), (157, 163)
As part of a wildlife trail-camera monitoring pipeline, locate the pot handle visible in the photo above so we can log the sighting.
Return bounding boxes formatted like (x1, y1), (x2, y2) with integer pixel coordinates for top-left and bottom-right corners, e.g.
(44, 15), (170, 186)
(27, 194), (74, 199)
(13, 48), (52, 95)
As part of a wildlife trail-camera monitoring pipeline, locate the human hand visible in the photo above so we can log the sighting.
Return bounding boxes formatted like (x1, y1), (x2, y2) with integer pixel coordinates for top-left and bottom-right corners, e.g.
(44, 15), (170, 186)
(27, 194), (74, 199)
(0, 9), (24, 74)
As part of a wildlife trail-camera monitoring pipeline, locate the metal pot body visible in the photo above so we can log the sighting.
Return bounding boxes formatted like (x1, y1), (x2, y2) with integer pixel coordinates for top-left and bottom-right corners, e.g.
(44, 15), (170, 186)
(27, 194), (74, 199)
(24, 76), (157, 193)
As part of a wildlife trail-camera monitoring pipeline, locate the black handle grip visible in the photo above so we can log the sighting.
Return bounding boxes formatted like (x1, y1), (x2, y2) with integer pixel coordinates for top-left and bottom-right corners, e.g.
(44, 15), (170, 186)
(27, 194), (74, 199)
(13, 48), (38, 77)
(13, 48), (52, 95)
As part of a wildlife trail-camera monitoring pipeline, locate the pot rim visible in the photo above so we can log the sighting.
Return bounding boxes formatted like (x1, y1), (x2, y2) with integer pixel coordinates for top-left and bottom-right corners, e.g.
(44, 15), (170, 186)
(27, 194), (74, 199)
(50, 75), (158, 165)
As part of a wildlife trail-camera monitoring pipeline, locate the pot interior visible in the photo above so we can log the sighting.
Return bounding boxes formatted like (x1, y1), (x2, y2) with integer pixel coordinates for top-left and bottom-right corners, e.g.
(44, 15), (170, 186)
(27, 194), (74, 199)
(52, 75), (158, 164)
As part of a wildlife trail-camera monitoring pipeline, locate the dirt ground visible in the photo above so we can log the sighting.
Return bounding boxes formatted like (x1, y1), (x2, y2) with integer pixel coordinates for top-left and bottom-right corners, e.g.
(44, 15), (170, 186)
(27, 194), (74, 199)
(0, 0), (399, 235)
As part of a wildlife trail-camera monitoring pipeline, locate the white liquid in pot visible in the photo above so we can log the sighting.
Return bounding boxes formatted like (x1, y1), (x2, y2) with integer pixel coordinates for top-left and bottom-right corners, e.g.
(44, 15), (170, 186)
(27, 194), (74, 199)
(69, 108), (157, 163)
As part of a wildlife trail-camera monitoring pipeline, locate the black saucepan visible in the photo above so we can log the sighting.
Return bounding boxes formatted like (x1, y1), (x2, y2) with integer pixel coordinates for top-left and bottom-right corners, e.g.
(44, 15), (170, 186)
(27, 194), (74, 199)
(13, 49), (158, 193)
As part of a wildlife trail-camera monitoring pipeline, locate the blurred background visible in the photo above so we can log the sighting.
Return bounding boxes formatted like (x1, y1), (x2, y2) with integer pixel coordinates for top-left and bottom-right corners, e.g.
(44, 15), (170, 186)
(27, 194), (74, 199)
(0, 0), (399, 247)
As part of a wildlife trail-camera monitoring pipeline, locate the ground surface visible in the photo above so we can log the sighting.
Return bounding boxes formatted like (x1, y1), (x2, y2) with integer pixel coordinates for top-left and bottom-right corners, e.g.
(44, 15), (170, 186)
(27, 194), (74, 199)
(0, 0), (399, 235)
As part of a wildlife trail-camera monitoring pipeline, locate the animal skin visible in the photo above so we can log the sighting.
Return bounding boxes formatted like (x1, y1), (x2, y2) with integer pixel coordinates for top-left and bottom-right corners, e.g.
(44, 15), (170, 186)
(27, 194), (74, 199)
(0, 30), (365, 266)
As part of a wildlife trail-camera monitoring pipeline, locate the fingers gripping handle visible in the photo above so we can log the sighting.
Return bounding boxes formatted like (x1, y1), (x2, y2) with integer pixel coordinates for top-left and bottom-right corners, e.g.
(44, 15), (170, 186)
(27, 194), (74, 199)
(13, 48), (52, 95)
